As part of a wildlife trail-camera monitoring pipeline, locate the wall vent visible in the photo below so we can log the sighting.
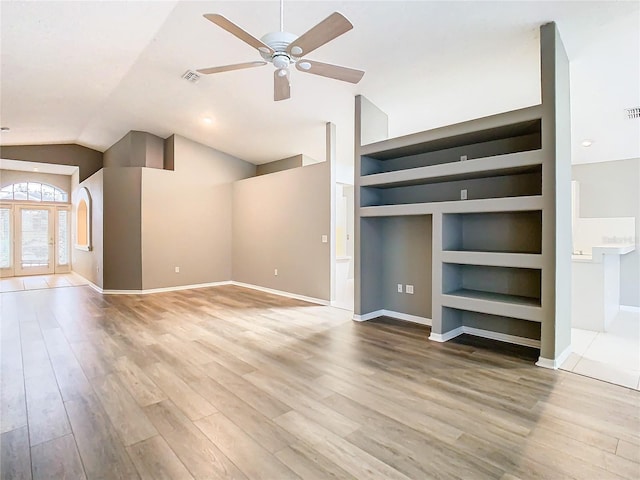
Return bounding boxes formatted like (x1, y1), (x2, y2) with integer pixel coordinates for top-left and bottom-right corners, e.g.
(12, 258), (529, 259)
(625, 107), (640, 119)
(181, 70), (201, 83)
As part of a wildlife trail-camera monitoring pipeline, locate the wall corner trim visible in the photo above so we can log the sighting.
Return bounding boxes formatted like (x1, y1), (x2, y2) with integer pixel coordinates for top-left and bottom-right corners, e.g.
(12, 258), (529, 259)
(536, 344), (572, 369)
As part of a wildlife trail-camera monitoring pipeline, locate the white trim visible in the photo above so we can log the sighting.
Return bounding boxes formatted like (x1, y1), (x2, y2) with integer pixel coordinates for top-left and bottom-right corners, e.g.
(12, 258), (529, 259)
(352, 309), (432, 326)
(98, 281), (232, 295)
(463, 326), (541, 348)
(381, 310), (432, 326)
(429, 327), (464, 342)
(536, 344), (572, 370)
(429, 326), (541, 348)
(352, 310), (384, 322)
(230, 281), (329, 306)
(83, 277), (330, 305)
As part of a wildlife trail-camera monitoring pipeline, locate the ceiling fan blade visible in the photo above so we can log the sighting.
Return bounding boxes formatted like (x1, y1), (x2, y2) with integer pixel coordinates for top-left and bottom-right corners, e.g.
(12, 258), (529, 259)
(197, 61), (267, 75)
(286, 12), (353, 57)
(296, 60), (364, 84)
(274, 70), (291, 101)
(203, 14), (274, 54)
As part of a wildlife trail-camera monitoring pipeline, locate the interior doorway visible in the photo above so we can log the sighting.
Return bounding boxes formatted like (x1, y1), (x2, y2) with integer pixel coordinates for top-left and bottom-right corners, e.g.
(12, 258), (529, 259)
(333, 183), (354, 310)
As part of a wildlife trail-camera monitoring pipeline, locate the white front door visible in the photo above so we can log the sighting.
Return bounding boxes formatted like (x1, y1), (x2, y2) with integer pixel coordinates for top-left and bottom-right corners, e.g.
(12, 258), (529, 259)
(15, 206), (55, 276)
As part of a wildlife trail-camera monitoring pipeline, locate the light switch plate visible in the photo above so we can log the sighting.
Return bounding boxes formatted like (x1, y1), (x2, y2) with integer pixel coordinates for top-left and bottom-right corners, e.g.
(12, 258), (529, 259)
(461, 189), (468, 200)
(175, 266), (180, 273)
(397, 284), (403, 293)
(322, 235), (328, 243)
(406, 285), (414, 294)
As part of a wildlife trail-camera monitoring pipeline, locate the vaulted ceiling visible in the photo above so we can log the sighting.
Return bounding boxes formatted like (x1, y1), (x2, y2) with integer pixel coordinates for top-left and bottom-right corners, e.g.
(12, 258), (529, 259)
(1, 1), (638, 177)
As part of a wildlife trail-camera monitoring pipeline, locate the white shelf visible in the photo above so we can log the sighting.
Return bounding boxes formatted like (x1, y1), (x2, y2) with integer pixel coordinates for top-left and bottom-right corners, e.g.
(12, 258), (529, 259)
(440, 251), (543, 269)
(360, 105), (542, 158)
(441, 290), (542, 322)
(359, 195), (543, 217)
(360, 149), (542, 188)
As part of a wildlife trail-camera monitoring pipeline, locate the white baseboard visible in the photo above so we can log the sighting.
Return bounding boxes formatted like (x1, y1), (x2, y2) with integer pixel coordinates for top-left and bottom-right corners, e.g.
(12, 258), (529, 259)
(463, 326), (541, 348)
(429, 327), (464, 342)
(429, 326), (541, 348)
(536, 344), (572, 370)
(82, 275), (329, 306)
(352, 309), (431, 326)
(353, 310), (384, 322)
(99, 281), (232, 295)
(230, 281), (329, 306)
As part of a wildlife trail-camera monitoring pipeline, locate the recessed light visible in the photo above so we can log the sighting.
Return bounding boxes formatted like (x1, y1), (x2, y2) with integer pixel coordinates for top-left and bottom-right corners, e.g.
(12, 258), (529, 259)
(203, 117), (213, 125)
(581, 140), (593, 147)
(0, 127), (9, 132)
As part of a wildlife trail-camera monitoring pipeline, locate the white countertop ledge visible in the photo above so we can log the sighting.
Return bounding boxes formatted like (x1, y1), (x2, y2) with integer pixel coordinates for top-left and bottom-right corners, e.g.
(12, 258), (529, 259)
(572, 244), (635, 263)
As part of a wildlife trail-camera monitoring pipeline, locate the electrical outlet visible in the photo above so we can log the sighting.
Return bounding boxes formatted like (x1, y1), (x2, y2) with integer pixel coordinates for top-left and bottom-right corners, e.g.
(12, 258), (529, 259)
(321, 235), (328, 243)
(460, 189), (468, 200)
(460, 155), (468, 161)
(175, 266), (180, 273)
(274, 268), (278, 276)
(406, 285), (414, 294)
(397, 284), (403, 293)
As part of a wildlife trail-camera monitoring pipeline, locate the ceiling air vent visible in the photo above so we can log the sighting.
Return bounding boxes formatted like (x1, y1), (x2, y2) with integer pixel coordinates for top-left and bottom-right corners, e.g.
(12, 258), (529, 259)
(625, 107), (640, 119)
(181, 70), (201, 84)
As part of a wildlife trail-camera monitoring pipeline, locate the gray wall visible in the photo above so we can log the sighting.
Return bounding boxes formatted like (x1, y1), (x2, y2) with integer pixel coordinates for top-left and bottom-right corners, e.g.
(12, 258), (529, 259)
(141, 135), (255, 290)
(103, 168), (143, 290)
(0, 169), (72, 193)
(233, 161), (332, 301)
(0, 144), (102, 181)
(72, 169), (104, 287)
(256, 155), (303, 176)
(572, 158), (640, 306)
(103, 131), (164, 169)
(382, 215), (433, 318)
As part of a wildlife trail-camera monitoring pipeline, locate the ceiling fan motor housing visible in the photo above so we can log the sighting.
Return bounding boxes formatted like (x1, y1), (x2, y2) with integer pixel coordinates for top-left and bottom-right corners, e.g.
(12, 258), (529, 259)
(260, 31), (299, 66)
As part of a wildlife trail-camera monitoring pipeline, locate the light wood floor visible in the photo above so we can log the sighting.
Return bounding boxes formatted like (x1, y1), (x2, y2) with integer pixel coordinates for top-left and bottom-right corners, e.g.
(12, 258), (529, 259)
(1, 285), (639, 479)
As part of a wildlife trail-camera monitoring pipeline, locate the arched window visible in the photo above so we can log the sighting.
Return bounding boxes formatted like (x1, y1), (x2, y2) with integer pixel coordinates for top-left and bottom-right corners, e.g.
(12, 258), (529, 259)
(0, 182), (68, 202)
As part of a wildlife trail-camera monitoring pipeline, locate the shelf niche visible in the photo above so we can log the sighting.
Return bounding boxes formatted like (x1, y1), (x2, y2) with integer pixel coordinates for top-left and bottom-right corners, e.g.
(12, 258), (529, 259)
(443, 211), (542, 254)
(441, 307), (541, 346)
(361, 167), (541, 207)
(443, 263), (542, 307)
(360, 215), (433, 321)
(361, 119), (541, 176)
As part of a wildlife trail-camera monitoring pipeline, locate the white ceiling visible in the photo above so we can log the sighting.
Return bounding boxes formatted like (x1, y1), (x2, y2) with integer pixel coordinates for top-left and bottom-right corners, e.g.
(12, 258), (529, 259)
(1, 1), (638, 176)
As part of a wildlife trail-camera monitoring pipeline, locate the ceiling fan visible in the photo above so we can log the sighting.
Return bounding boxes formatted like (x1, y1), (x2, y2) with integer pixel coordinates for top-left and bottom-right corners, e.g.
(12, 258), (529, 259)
(196, 0), (364, 101)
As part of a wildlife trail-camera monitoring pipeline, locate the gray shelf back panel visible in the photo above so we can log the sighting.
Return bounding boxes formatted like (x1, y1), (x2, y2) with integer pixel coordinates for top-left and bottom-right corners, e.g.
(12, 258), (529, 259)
(443, 263), (542, 303)
(362, 131), (541, 176)
(442, 211), (542, 253)
(361, 170), (541, 207)
(442, 306), (542, 341)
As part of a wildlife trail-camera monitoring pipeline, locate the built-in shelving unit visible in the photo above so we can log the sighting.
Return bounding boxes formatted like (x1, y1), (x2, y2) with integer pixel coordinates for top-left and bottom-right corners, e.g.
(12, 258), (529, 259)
(354, 22), (572, 367)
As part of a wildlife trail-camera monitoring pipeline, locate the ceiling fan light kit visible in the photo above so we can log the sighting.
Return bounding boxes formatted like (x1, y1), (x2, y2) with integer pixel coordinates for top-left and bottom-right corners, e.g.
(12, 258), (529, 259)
(196, 1), (364, 101)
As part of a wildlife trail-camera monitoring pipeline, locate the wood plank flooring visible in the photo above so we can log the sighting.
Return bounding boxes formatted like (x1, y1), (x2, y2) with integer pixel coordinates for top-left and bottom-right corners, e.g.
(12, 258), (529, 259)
(1, 284), (639, 479)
